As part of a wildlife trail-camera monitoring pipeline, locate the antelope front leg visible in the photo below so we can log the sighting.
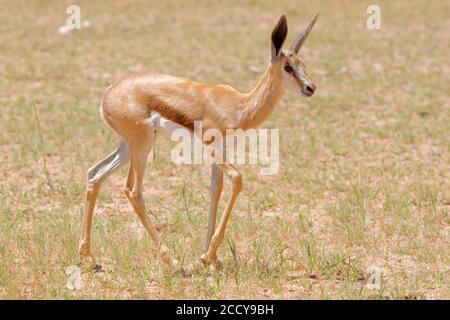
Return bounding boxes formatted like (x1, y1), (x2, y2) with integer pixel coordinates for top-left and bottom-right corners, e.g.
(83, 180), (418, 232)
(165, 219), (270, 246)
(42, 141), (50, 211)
(201, 164), (242, 271)
(205, 164), (224, 250)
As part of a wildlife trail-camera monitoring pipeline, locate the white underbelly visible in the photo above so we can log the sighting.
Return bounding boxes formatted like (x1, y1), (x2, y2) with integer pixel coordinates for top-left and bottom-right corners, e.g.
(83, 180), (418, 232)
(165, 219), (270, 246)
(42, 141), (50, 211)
(149, 112), (221, 150)
(149, 112), (191, 137)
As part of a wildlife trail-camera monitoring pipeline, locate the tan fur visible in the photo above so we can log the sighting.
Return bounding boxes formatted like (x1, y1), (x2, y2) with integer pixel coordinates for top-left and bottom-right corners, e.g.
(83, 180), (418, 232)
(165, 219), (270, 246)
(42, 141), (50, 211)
(101, 62), (288, 138)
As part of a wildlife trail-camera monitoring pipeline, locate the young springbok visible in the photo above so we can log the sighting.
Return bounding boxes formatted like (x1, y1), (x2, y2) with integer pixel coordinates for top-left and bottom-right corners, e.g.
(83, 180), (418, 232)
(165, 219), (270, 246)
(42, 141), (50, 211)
(79, 14), (319, 272)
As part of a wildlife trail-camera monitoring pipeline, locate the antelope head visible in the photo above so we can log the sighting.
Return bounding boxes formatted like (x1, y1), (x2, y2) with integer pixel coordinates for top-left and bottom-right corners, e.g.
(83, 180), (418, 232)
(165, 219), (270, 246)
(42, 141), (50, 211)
(270, 14), (319, 97)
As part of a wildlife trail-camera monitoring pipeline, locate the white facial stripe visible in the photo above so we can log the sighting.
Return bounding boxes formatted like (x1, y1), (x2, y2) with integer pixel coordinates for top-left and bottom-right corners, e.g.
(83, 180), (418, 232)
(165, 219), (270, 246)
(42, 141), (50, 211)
(294, 68), (308, 84)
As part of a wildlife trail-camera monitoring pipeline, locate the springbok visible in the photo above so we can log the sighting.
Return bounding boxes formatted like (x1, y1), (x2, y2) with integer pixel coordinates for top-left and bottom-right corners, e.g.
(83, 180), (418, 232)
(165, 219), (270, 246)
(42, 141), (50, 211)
(79, 14), (319, 272)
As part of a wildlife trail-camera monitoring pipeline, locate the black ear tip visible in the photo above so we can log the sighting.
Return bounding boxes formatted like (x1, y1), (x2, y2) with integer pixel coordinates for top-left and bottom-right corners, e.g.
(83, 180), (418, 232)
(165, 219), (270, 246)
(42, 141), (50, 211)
(272, 14), (288, 36)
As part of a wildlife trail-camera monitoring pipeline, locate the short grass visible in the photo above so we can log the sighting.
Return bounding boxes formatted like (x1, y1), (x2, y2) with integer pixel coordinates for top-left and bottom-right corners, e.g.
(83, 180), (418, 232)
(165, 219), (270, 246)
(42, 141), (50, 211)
(0, 0), (449, 299)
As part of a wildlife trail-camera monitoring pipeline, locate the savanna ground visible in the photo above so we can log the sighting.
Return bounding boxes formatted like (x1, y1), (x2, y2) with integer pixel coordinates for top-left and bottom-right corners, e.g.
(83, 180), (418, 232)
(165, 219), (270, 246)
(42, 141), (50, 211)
(0, 0), (449, 299)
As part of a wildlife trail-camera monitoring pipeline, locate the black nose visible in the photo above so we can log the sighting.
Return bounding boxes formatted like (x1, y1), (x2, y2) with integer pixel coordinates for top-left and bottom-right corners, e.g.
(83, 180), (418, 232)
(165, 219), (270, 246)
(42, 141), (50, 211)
(305, 85), (315, 93)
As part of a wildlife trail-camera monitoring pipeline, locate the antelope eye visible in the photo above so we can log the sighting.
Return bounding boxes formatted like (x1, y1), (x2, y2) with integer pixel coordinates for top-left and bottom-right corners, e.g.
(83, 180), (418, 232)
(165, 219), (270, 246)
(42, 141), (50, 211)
(284, 64), (293, 73)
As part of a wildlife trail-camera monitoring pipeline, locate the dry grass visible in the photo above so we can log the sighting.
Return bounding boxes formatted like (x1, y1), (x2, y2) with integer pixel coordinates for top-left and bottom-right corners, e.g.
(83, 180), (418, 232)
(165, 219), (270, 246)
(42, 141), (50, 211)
(0, 0), (449, 299)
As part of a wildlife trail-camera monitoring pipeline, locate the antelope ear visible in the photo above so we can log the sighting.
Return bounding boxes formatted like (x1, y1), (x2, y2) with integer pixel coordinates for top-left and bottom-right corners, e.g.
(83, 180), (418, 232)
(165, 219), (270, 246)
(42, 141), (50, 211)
(288, 13), (319, 54)
(271, 15), (288, 63)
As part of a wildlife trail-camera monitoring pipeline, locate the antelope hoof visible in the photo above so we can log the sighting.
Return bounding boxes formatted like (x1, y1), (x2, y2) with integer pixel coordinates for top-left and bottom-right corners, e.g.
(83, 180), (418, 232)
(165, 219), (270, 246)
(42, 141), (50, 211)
(200, 254), (209, 266)
(78, 245), (97, 272)
(93, 263), (103, 273)
(159, 247), (179, 269)
(78, 241), (92, 257)
(200, 254), (223, 273)
(173, 267), (192, 278)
